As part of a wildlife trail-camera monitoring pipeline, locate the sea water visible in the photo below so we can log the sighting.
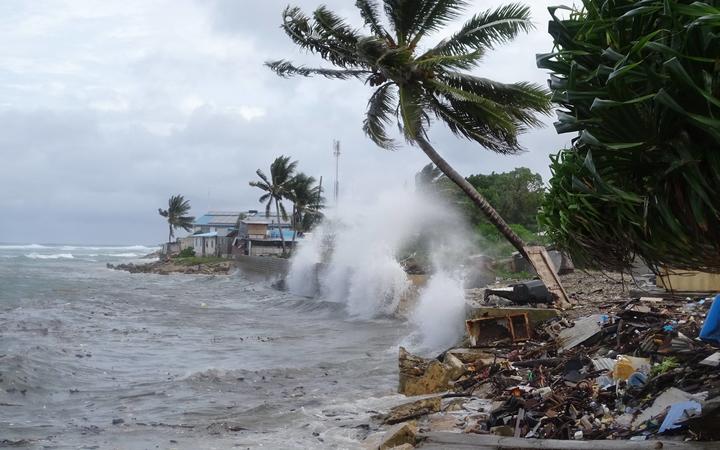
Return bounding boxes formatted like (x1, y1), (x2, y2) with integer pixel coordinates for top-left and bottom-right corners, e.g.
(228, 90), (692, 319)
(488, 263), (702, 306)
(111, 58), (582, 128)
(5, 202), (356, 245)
(0, 244), (408, 449)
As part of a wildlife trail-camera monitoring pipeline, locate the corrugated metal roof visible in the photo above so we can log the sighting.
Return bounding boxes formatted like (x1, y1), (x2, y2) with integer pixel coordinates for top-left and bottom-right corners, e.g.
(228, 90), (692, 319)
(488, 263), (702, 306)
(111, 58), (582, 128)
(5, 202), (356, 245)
(241, 215), (291, 225)
(192, 232), (218, 237)
(194, 212), (241, 226)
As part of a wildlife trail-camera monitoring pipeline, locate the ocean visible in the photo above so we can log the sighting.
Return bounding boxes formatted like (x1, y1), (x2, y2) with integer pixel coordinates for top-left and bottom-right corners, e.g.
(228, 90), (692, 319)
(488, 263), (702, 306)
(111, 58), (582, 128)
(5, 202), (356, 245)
(0, 244), (410, 449)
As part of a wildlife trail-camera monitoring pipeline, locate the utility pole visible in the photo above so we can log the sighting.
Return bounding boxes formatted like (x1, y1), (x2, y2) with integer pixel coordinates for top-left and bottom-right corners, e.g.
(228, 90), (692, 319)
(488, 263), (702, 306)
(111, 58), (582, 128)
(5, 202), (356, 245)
(333, 140), (340, 205)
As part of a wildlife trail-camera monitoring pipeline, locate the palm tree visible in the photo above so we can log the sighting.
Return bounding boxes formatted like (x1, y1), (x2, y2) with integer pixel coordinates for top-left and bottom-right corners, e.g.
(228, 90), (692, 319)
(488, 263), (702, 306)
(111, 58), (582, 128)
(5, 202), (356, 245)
(267, 1), (551, 258)
(249, 156), (298, 255)
(158, 195), (194, 244)
(288, 172), (326, 250)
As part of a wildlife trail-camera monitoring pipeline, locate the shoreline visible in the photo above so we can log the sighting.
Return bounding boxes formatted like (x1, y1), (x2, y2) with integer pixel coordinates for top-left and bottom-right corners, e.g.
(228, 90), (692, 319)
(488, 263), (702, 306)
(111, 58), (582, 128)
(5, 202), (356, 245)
(107, 258), (234, 275)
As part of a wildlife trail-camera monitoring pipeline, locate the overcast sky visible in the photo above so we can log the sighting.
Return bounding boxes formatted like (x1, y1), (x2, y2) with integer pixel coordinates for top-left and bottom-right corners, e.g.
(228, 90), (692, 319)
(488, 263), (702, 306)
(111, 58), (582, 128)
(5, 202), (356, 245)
(0, 0), (574, 245)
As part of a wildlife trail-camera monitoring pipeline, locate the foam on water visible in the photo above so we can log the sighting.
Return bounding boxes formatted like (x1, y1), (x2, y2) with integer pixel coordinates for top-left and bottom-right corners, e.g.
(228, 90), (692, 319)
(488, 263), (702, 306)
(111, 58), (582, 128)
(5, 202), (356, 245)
(25, 252), (75, 259)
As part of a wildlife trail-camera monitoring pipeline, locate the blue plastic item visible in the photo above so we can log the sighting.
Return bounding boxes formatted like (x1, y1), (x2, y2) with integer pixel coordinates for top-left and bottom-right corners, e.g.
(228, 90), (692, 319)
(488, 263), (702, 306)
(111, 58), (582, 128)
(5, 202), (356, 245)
(658, 401), (701, 433)
(699, 294), (720, 344)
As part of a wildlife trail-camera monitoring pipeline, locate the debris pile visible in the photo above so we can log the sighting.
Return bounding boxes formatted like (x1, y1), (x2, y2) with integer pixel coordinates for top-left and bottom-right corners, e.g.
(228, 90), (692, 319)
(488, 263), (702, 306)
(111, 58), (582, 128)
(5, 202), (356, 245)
(376, 291), (720, 447)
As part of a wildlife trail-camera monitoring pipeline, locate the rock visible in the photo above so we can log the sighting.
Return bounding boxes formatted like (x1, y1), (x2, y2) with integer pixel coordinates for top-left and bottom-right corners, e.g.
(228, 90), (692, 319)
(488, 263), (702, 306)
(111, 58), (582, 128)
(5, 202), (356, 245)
(385, 396), (441, 425)
(399, 347), (455, 396)
(490, 425), (514, 436)
(442, 353), (466, 380)
(379, 422), (416, 450)
(112, 418), (124, 425)
(426, 413), (460, 432)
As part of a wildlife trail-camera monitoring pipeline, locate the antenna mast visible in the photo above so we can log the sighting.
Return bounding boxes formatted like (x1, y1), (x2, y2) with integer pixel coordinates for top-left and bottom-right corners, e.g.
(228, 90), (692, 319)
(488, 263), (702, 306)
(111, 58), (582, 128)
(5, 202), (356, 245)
(333, 140), (340, 205)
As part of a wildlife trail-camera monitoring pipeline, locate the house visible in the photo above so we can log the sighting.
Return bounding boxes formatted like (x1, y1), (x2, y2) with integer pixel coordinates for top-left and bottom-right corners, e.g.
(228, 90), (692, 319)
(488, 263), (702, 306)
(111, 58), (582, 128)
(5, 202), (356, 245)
(233, 211), (297, 257)
(179, 211), (243, 258)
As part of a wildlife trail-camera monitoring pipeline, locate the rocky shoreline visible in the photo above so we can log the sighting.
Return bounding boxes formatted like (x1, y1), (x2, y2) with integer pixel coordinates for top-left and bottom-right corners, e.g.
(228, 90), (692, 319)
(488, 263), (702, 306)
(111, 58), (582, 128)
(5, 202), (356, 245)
(107, 259), (233, 275)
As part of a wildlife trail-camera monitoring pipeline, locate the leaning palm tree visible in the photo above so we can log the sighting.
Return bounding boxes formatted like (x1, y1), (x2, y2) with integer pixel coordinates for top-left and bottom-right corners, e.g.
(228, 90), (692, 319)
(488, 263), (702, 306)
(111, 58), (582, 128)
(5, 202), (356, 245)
(249, 156), (298, 255)
(267, 1), (551, 258)
(158, 195), (194, 244)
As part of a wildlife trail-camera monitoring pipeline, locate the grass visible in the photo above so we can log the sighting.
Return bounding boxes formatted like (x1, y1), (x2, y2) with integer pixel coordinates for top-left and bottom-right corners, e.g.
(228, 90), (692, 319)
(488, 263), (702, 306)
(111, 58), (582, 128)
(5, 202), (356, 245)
(172, 256), (227, 266)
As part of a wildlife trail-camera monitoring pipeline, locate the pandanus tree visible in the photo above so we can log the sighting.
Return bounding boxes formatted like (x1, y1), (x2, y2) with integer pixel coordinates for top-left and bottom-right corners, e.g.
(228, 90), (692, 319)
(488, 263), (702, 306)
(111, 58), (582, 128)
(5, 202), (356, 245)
(267, 0), (551, 258)
(158, 195), (194, 244)
(249, 155), (298, 255)
(538, 0), (720, 272)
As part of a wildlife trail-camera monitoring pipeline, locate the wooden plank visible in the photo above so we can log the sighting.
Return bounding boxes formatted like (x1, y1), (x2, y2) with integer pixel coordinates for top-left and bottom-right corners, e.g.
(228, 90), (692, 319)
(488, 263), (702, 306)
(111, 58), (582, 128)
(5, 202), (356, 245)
(419, 432), (718, 449)
(524, 246), (572, 310)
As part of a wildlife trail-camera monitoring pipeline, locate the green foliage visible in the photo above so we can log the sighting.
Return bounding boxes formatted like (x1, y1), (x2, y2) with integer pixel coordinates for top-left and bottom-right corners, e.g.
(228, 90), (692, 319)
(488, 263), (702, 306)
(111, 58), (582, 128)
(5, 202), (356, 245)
(416, 163), (546, 244)
(174, 256), (225, 266)
(651, 357), (679, 377)
(538, 0), (720, 272)
(178, 247), (195, 258)
(475, 222), (547, 257)
(467, 168), (544, 230)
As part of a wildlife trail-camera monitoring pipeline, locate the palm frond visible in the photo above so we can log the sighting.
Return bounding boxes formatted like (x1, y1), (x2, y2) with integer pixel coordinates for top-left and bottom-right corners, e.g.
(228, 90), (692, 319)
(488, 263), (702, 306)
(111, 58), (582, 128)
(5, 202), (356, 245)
(398, 84), (427, 142)
(255, 169), (270, 186)
(439, 72), (551, 114)
(355, 0), (393, 43)
(363, 82), (398, 149)
(430, 3), (533, 56)
(409, 0), (467, 47)
(281, 6), (364, 69)
(266, 60), (371, 79)
(313, 6), (360, 47)
(383, 0), (427, 45)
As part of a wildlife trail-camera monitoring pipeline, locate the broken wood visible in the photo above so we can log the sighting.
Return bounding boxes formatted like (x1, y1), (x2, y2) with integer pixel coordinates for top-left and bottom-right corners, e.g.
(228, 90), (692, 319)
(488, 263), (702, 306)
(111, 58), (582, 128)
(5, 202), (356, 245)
(523, 246), (571, 310)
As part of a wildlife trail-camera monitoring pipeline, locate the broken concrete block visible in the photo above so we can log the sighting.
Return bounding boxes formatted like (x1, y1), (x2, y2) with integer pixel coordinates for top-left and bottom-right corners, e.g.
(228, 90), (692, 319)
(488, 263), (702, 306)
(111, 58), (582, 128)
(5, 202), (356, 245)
(378, 422), (416, 450)
(443, 352), (466, 379)
(398, 347), (454, 396)
(385, 396), (441, 425)
(426, 413), (460, 433)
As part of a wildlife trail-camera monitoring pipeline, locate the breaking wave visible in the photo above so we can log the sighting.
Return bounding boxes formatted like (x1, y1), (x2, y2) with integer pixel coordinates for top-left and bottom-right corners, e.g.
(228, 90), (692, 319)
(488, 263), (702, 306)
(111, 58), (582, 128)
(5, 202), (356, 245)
(25, 253), (74, 260)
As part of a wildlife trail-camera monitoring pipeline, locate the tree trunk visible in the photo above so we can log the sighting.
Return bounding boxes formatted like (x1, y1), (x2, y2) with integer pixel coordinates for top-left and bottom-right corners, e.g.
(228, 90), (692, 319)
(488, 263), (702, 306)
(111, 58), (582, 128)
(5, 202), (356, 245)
(415, 135), (528, 260)
(168, 223), (173, 245)
(290, 203), (297, 255)
(275, 198), (287, 255)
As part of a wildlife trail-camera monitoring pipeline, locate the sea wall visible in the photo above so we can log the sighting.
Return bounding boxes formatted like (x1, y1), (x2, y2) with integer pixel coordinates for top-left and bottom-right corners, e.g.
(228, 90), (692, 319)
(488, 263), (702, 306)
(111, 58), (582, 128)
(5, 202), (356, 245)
(233, 255), (292, 278)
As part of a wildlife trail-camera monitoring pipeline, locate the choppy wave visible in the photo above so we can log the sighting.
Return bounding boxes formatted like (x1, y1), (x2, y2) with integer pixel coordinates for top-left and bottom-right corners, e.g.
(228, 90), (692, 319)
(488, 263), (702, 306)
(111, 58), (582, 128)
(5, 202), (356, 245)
(1, 243), (157, 251)
(25, 253), (75, 260)
(0, 244), (48, 249)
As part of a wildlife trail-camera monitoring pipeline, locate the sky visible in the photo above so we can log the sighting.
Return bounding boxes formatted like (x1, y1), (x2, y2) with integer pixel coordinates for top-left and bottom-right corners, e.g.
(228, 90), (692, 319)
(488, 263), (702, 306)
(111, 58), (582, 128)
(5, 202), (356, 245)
(0, 0), (574, 245)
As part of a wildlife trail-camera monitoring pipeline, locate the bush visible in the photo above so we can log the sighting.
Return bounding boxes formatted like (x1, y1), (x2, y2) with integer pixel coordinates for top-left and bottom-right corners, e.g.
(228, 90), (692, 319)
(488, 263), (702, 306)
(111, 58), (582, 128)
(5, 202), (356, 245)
(538, 0), (720, 272)
(178, 247), (195, 258)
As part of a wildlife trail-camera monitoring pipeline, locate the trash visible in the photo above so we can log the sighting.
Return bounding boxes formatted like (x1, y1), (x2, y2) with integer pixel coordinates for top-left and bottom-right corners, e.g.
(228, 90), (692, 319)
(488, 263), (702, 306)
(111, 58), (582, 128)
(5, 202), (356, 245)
(556, 314), (603, 351)
(632, 387), (698, 427)
(700, 352), (720, 367)
(612, 356), (650, 380)
(658, 400), (702, 433)
(700, 294), (720, 344)
(627, 371), (647, 388)
(485, 280), (552, 305)
(465, 313), (530, 346)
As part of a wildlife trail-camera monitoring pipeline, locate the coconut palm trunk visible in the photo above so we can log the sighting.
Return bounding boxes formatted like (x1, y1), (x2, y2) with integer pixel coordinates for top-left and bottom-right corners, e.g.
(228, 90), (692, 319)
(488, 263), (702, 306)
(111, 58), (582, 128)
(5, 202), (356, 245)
(290, 203), (297, 254)
(275, 197), (287, 254)
(416, 135), (527, 258)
